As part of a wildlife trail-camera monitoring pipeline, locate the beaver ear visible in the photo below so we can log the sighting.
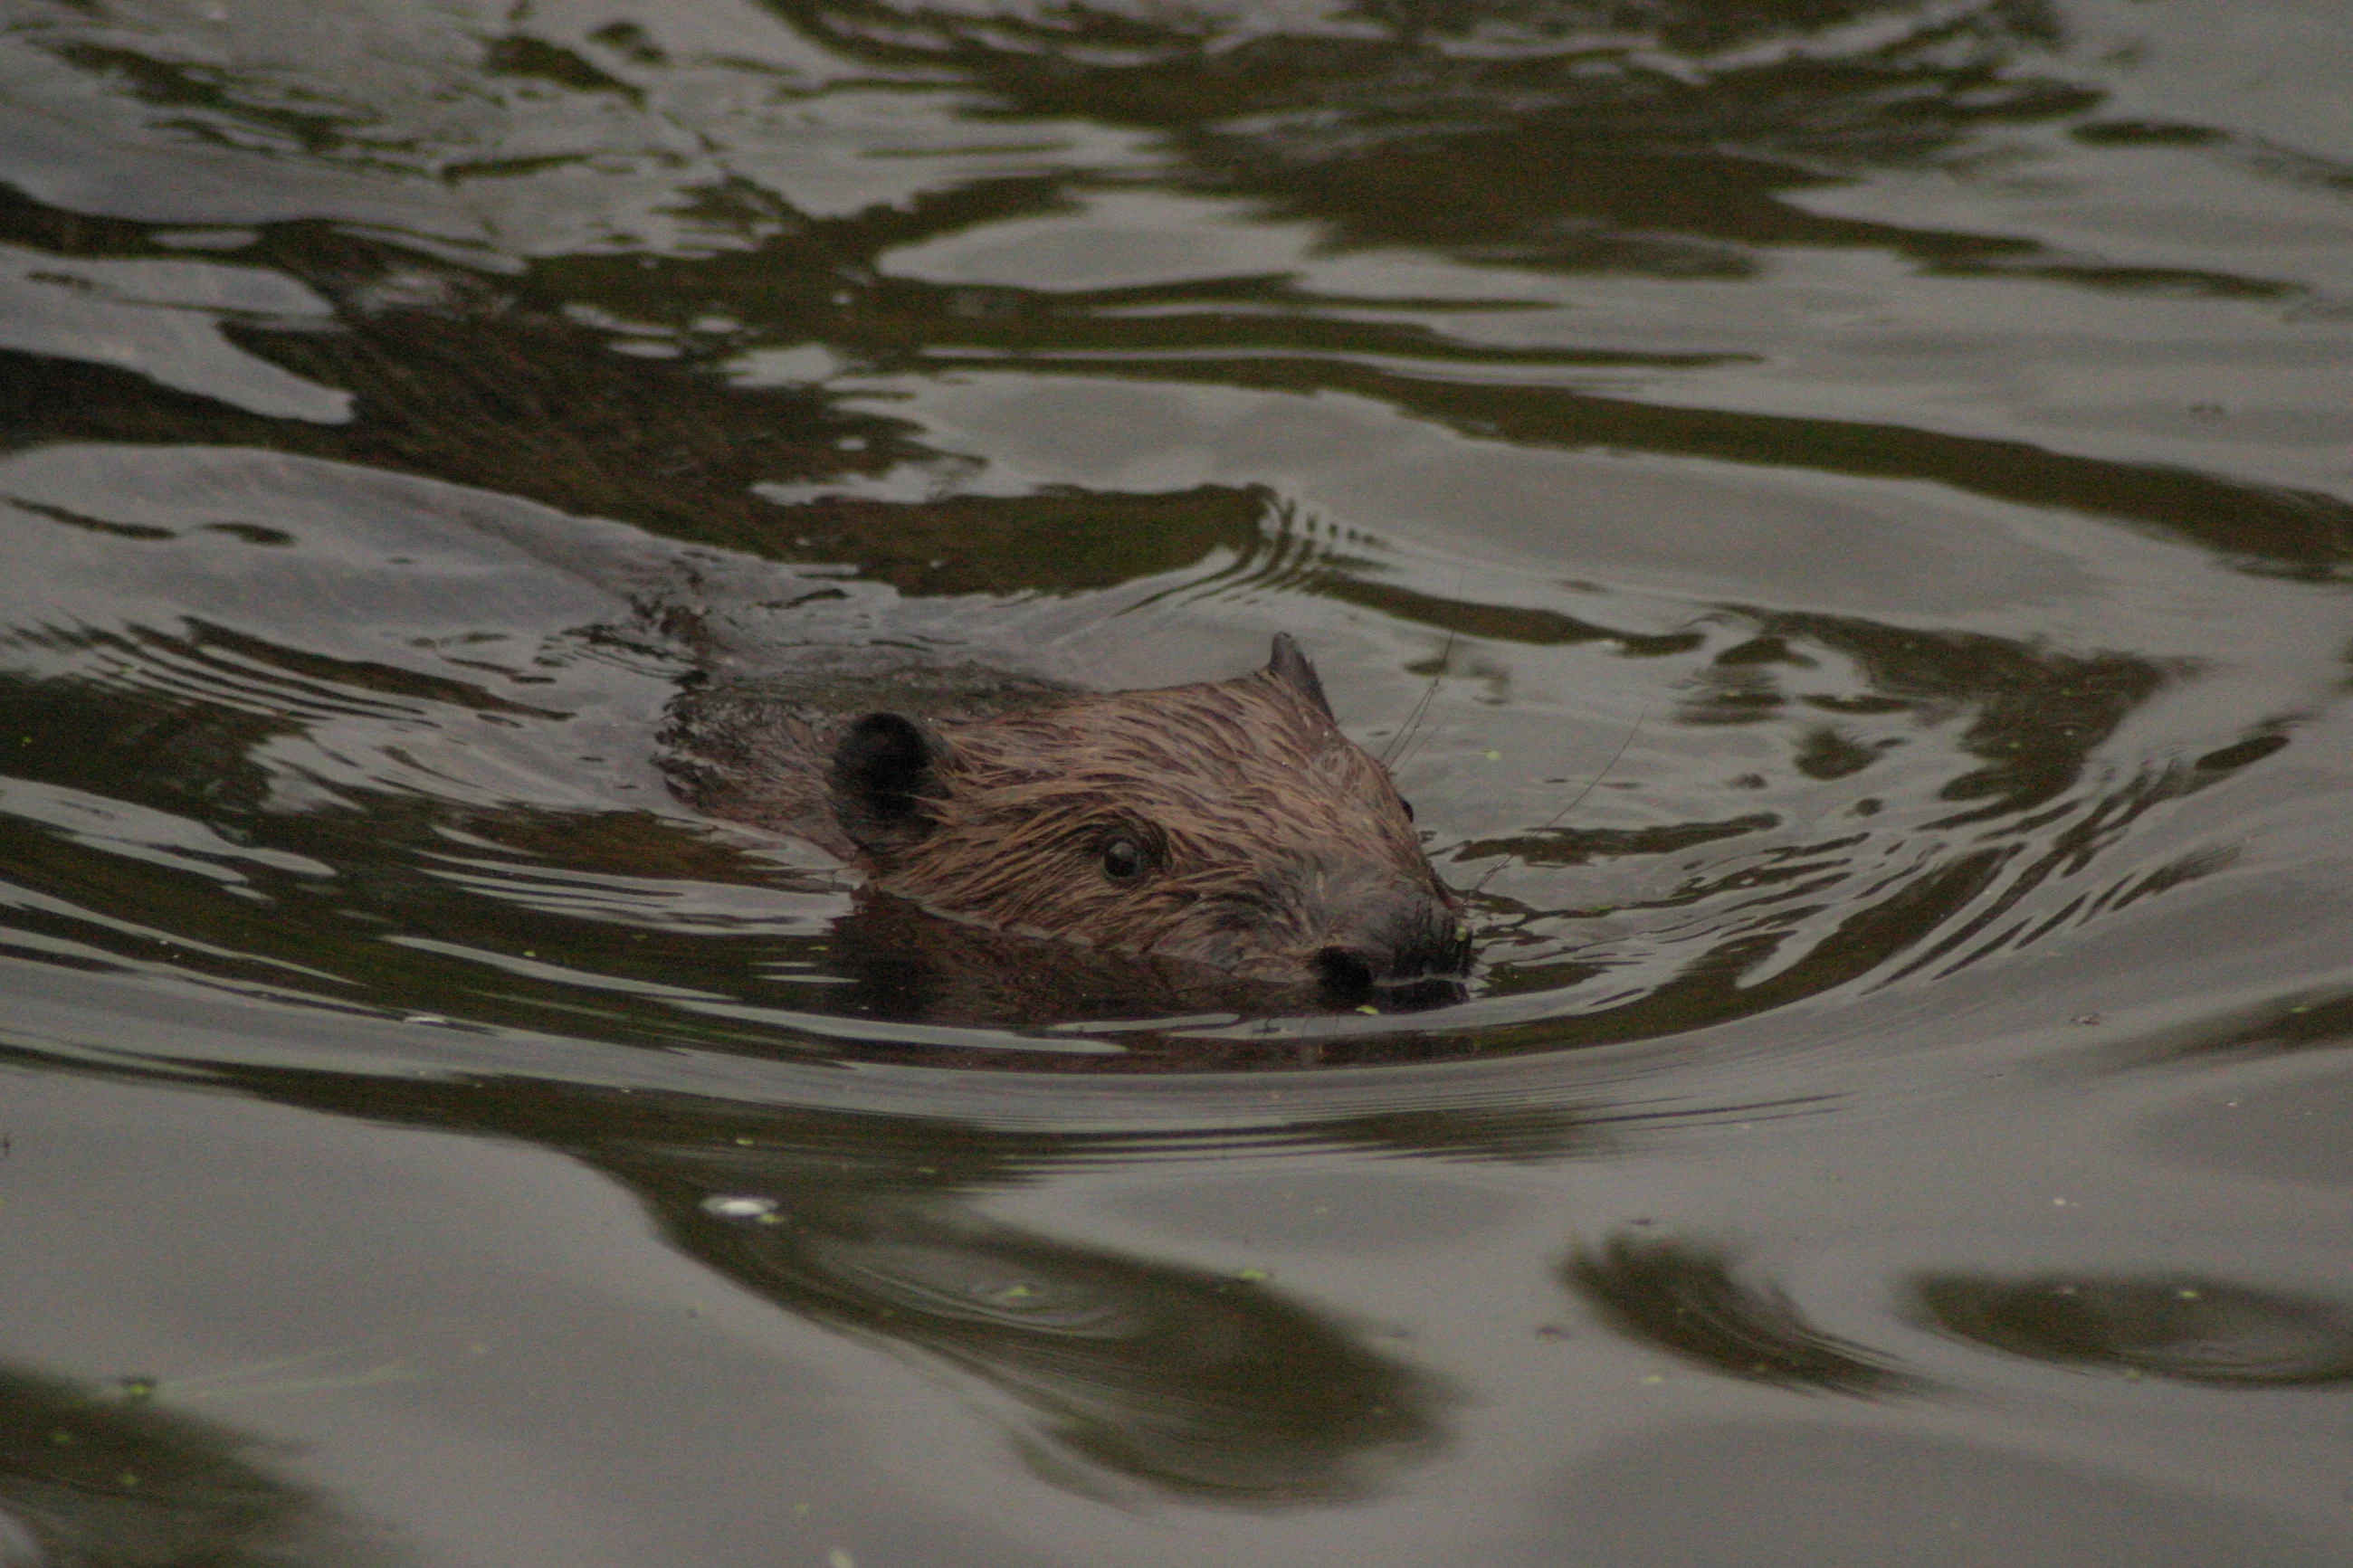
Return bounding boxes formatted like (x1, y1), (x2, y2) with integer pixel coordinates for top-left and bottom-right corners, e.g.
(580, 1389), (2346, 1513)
(831, 712), (951, 861)
(1266, 632), (1335, 720)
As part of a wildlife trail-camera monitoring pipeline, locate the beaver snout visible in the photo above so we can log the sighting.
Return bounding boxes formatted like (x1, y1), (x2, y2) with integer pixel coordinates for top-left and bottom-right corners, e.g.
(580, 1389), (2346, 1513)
(1310, 880), (1473, 1006)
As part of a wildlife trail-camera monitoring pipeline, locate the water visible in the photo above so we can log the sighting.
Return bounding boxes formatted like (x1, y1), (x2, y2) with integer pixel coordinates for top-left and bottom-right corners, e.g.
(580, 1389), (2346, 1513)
(2, 0), (2350, 1562)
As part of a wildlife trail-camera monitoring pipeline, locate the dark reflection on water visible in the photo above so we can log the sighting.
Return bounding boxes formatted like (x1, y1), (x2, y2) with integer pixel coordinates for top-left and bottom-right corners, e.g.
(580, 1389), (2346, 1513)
(777, 0), (2092, 276)
(2126, 987), (2353, 1067)
(1917, 1272), (2353, 1387)
(661, 1179), (1447, 1506)
(1027, 353), (2353, 577)
(85, 1057), (1452, 1508)
(0, 1364), (400, 1567)
(0, 185), (1273, 599)
(1563, 1230), (1920, 1395)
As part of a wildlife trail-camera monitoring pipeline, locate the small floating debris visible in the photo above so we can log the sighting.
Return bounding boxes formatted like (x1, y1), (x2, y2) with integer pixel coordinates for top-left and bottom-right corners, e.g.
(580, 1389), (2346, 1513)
(699, 1195), (780, 1220)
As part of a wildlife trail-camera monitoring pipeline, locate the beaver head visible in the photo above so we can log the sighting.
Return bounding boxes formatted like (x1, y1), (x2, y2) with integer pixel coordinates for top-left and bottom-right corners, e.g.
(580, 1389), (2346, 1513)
(827, 635), (1470, 1002)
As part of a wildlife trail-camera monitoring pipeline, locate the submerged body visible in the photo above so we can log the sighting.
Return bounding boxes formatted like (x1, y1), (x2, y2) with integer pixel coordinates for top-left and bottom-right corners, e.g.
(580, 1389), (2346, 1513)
(660, 635), (1471, 1003)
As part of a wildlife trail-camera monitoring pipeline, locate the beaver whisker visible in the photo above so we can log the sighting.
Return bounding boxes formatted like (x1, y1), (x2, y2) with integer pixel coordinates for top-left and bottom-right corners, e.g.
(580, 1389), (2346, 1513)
(1469, 705), (1646, 900)
(1381, 625), (1457, 774)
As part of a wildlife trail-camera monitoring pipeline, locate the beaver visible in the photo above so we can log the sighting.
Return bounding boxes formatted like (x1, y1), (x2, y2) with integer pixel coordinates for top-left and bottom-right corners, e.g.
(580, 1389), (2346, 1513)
(658, 634), (1472, 1003)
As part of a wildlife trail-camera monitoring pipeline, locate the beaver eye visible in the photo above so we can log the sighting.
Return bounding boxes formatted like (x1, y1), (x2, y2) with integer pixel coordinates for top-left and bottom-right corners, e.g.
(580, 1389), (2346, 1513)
(1100, 833), (1148, 883)
(1400, 797), (1416, 822)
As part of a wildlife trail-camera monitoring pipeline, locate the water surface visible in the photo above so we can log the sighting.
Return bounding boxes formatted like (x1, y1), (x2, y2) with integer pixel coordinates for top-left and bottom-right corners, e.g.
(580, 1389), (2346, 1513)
(3, 0), (2351, 1562)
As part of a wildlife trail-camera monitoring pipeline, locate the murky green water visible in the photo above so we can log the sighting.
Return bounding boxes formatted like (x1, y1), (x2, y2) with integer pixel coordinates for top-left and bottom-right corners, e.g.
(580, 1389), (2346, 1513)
(4, 0), (2351, 1562)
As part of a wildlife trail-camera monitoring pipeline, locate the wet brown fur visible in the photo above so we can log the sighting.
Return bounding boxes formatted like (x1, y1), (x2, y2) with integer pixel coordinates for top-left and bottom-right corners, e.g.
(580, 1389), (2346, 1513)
(662, 641), (1467, 991)
(881, 665), (1456, 982)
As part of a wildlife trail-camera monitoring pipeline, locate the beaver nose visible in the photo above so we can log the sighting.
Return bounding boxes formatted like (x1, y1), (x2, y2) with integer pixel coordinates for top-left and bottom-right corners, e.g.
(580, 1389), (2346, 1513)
(1314, 884), (1472, 1003)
